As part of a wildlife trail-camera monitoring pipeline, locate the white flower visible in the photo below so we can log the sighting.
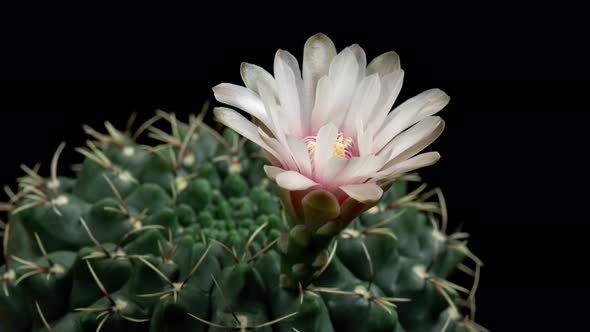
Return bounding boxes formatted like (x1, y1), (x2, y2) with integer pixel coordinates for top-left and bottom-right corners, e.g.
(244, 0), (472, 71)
(213, 33), (448, 204)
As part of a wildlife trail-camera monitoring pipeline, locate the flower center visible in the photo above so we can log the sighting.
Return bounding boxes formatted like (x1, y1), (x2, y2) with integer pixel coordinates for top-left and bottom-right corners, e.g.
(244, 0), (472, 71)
(304, 133), (354, 161)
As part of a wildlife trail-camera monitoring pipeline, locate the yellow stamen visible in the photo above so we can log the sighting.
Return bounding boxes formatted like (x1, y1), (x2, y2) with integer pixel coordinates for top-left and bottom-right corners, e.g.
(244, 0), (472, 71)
(333, 134), (353, 158)
(305, 133), (354, 162)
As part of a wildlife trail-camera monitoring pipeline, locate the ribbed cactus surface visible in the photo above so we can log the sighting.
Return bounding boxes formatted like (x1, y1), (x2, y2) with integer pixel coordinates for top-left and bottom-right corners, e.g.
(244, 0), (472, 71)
(0, 112), (483, 331)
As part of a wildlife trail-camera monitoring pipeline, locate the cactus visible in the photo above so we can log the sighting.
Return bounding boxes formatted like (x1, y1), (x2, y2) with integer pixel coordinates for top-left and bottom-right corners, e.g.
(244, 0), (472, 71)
(0, 110), (484, 332)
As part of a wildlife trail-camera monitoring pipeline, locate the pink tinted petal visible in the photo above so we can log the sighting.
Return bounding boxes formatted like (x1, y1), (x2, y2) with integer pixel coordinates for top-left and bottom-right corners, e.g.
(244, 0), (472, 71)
(276, 171), (318, 190)
(263, 165), (286, 180)
(286, 135), (313, 178)
(258, 127), (297, 171)
(340, 183), (383, 203)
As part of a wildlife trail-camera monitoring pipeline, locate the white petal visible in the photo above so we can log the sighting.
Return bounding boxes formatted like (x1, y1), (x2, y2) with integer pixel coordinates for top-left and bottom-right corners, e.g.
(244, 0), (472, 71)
(213, 107), (265, 147)
(335, 154), (387, 185)
(367, 51), (401, 77)
(356, 125), (374, 156)
(240, 63), (276, 96)
(373, 89), (449, 153)
(286, 135), (313, 178)
(275, 49), (303, 80)
(322, 156), (349, 184)
(368, 70), (404, 133)
(257, 78), (287, 144)
(276, 171), (318, 190)
(328, 48), (360, 94)
(324, 47), (360, 129)
(412, 89), (450, 119)
(213, 83), (269, 124)
(340, 183), (383, 203)
(314, 123), (338, 179)
(334, 157), (365, 184)
(345, 73), (381, 137)
(376, 152), (441, 178)
(329, 47), (360, 81)
(264, 165), (285, 180)
(303, 33), (337, 130)
(349, 44), (367, 81)
(274, 50), (304, 136)
(310, 76), (335, 133)
(214, 107), (283, 165)
(258, 127), (297, 171)
(380, 116), (445, 167)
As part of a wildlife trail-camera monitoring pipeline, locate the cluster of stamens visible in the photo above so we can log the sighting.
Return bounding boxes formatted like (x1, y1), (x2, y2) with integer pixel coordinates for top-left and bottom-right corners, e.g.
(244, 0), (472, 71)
(304, 133), (354, 166)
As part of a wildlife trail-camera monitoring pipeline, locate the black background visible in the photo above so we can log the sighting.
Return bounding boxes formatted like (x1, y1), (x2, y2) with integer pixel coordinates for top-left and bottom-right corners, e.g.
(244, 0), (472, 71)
(1, 10), (589, 331)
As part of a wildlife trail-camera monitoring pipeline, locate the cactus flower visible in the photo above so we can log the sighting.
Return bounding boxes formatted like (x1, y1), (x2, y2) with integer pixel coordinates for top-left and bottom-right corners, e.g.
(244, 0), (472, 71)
(214, 33), (448, 219)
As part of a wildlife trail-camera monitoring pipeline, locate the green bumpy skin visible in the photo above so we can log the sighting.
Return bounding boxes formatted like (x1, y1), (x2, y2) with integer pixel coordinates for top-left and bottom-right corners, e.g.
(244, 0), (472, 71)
(0, 112), (484, 331)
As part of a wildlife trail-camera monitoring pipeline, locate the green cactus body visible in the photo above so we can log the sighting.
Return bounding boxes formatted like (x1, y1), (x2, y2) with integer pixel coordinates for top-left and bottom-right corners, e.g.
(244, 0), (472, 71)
(0, 113), (483, 331)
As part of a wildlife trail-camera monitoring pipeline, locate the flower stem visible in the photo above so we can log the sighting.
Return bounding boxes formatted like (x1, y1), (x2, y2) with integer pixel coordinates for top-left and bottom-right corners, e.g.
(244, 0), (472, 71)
(278, 220), (341, 290)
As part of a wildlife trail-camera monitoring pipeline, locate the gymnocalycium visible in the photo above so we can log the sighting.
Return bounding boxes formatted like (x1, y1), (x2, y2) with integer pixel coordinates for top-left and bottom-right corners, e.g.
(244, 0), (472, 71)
(0, 33), (485, 332)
